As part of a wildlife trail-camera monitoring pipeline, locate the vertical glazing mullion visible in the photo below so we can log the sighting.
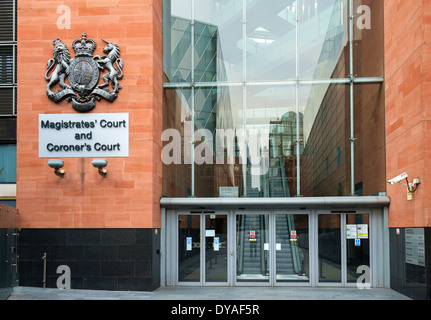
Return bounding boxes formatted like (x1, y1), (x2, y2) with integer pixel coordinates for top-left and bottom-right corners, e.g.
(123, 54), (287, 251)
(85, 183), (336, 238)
(191, 0), (195, 197)
(295, 0), (301, 197)
(348, 0), (355, 196)
(242, 0), (247, 197)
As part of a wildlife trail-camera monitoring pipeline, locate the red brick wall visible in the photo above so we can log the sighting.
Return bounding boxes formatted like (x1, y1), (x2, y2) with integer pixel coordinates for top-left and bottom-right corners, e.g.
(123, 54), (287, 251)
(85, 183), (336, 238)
(16, 0), (163, 229)
(384, 0), (431, 227)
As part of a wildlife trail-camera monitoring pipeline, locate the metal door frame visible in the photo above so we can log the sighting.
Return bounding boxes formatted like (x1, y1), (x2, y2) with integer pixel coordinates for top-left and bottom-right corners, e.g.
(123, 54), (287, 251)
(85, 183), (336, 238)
(173, 211), (231, 287)
(233, 210), (272, 287)
(314, 209), (373, 287)
(162, 206), (384, 288)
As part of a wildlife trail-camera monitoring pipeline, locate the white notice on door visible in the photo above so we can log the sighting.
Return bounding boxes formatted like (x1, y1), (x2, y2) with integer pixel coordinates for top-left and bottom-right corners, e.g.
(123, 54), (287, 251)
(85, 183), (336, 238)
(214, 237), (220, 251)
(186, 237), (192, 251)
(346, 224), (357, 239)
(357, 224), (368, 239)
(206, 229), (215, 237)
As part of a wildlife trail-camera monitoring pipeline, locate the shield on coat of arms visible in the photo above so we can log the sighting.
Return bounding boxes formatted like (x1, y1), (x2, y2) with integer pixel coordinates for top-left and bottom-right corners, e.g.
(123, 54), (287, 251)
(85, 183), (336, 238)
(69, 56), (100, 96)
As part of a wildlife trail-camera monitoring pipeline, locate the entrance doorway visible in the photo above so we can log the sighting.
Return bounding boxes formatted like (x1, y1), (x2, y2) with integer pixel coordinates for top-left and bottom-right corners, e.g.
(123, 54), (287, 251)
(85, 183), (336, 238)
(317, 213), (370, 285)
(178, 213), (229, 285)
(170, 210), (373, 287)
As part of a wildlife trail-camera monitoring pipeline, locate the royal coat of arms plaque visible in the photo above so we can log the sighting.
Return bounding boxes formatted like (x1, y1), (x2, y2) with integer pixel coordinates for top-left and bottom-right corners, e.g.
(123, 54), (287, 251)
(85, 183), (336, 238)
(45, 33), (124, 112)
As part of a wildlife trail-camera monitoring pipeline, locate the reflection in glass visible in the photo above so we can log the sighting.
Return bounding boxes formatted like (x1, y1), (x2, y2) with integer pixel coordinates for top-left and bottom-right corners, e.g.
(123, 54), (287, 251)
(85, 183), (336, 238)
(162, 88), (192, 197)
(194, 86), (243, 197)
(163, 0), (385, 198)
(236, 214), (269, 282)
(299, 0), (348, 79)
(318, 214), (341, 283)
(353, 0), (384, 77)
(178, 215), (201, 282)
(275, 214), (309, 282)
(300, 83), (350, 197)
(246, 0), (296, 81)
(245, 86), (298, 198)
(353, 84), (386, 196)
(205, 214), (228, 282)
(194, 0), (243, 82)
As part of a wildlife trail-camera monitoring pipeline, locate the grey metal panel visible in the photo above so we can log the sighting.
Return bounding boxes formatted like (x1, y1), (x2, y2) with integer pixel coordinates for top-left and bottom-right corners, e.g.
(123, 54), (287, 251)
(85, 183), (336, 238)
(160, 196), (390, 210)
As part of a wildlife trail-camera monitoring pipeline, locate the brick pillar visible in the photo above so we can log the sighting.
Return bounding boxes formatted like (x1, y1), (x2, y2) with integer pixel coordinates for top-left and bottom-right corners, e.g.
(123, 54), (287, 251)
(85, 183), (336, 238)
(384, 0), (431, 299)
(16, 0), (163, 291)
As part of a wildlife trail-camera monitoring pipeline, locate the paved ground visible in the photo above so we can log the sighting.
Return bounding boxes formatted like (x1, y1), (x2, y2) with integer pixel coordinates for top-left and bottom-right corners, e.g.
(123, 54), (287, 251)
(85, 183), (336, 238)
(8, 286), (410, 300)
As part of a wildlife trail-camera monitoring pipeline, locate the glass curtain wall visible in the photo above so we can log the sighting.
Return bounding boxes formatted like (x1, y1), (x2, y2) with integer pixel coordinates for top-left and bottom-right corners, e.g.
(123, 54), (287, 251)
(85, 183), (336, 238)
(162, 0), (385, 198)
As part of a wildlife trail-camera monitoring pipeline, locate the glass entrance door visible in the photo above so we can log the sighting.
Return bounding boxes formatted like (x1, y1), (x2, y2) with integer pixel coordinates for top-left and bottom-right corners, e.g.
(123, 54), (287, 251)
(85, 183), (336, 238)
(317, 213), (371, 286)
(178, 214), (201, 283)
(177, 213), (229, 285)
(275, 214), (309, 283)
(205, 214), (228, 284)
(174, 211), (371, 287)
(236, 214), (270, 283)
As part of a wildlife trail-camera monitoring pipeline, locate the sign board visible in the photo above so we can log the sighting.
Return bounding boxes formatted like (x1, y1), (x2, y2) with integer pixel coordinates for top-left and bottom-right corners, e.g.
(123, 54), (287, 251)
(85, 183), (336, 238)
(213, 237), (220, 251)
(347, 224), (368, 239)
(346, 225), (357, 239)
(405, 228), (425, 267)
(186, 237), (192, 251)
(249, 230), (256, 241)
(357, 224), (368, 239)
(219, 187), (239, 198)
(39, 113), (129, 158)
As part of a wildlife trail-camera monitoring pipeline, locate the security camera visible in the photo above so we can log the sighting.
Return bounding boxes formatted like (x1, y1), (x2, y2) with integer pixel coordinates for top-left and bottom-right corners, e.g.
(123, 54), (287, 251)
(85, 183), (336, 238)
(387, 172), (408, 185)
(48, 160), (65, 177)
(92, 159), (108, 177)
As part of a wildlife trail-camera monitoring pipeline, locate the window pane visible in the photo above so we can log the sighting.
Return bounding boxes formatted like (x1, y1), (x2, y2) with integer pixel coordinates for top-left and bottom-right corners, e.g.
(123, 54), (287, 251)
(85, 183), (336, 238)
(0, 1), (14, 42)
(353, 0), (384, 77)
(0, 144), (16, 183)
(163, 0), (192, 83)
(318, 214), (341, 283)
(276, 214), (309, 282)
(245, 85), (297, 198)
(194, 85), (243, 197)
(0, 88), (13, 115)
(178, 215), (200, 282)
(0, 46), (14, 84)
(162, 88), (192, 197)
(346, 214), (370, 283)
(205, 214), (228, 282)
(236, 214), (270, 282)
(353, 83), (386, 196)
(299, 0), (349, 79)
(246, 0), (296, 81)
(300, 83), (351, 196)
(194, 0), (243, 82)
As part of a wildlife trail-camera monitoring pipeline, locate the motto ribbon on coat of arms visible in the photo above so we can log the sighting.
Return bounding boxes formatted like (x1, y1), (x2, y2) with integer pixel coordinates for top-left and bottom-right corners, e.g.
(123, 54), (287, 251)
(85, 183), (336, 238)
(45, 33), (124, 112)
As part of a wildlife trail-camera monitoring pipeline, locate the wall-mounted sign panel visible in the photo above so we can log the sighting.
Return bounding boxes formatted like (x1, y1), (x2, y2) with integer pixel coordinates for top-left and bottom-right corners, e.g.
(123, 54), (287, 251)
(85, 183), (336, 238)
(39, 113), (129, 158)
(405, 228), (425, 267)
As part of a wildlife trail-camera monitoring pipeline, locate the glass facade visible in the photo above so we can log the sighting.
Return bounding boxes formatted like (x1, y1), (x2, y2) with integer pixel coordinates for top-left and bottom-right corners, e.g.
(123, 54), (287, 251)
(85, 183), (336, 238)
(162, 0), (385, 198)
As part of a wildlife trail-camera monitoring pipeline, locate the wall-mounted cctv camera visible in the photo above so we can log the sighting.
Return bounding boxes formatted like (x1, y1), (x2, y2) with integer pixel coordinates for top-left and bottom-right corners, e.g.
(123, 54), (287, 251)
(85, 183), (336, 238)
(92, 159), (108, 177)
(387, 172), (408, 185)
(48, 160), (65, 177)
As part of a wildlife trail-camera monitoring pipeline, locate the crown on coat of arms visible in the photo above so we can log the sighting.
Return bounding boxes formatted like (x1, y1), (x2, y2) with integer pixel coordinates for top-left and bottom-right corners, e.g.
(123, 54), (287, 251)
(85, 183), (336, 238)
(72, 33), (97, 56)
